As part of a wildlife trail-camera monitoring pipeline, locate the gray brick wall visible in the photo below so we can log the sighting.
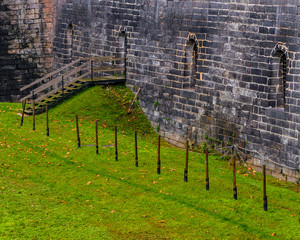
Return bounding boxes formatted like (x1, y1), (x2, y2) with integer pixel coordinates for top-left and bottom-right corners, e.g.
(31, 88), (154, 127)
(52, 0), (300, 181)
(0, 0), (55, 101)
(2, 0), (300, 181)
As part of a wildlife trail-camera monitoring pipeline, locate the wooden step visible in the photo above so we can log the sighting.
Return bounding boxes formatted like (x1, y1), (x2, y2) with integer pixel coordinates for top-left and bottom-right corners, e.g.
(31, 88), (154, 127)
(43, 97), (56, 102)
(93, 67), (125, 73)
(64, 86), (77, 90)
(49, 94), (62, 98)
(79, 75), (125, 82)
(71, 83), (84, 86)
(36, 101), (48, 106)
(26, 105), (42, 110)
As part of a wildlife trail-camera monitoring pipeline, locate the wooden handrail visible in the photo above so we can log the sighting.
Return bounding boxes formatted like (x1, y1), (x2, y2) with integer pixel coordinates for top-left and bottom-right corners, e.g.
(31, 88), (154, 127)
(20, 58), (82, 91)
(20, 55), (126, 102)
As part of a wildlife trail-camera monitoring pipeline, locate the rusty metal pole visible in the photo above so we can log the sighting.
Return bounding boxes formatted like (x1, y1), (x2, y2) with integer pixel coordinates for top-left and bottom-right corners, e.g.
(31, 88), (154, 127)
(205, 148), (209, 190)
(115, 125), (118, 161)
(20, 100), (26, 126)
(157, 135), (161, 174)
(95, 120), (99, 155)
(233, 155), (237, 200)
(184, 140), (189, 182)
(32, 100), (35, 131)
(135, 131), (138, 167)
(263, 165), (268, 211)
(46, 106), (49, 137)
(76, 115), (81, 148)
(61, 76), (64, 95)
(91, 60), (94, 83)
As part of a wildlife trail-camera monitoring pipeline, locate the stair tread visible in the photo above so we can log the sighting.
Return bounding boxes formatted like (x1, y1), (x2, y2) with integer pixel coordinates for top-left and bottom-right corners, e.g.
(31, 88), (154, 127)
(49, 94), (62, 98)
(64, 86), (78, 90)
(71, 83), (84, 86)
(43, 97), (56, 102)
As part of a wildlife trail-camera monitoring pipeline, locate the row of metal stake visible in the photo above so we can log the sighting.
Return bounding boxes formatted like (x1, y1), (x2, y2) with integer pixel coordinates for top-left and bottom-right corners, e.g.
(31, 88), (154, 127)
(21, 106), (268, 211)
(79, 116), (268, 212)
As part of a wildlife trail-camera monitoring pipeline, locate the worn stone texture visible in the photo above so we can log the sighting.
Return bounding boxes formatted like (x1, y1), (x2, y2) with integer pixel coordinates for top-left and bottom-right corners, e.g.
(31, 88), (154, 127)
(1, 0), (300, 181)
(0, 0), (55, 101)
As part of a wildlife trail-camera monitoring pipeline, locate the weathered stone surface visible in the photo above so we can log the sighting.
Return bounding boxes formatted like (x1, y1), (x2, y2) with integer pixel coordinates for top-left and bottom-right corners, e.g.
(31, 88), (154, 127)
(0, 0), (55, 101)
(0, 0), (299, 181)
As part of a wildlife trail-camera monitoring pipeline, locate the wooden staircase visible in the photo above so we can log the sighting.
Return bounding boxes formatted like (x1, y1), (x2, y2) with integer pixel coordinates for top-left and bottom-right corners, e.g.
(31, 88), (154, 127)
(20, 56), (126, 115)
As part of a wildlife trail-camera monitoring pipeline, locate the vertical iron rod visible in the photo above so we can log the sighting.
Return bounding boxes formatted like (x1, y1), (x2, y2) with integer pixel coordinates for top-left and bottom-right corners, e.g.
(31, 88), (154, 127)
(61, 76), (64, 95)
(32, 100), (35, 131)
(233, 156), (237, 200)
(20, 100), (26, 126)
(184, 140), (188, 182)
(135, 131), (138, 167)
(157, 135), (161, 174)
(76, 115), (81, 148)
(95, 120), (99, 155)
(205, 148), (209, 190)
(263, 165), (268, 211)
(46, 106), (49, 137)
(91, 60), (94, 83)
(115, 125), (118, 161)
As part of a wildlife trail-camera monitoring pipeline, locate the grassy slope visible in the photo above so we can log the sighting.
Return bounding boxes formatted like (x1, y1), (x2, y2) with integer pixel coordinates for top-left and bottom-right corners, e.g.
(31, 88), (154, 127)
(0, 85), (299, 239)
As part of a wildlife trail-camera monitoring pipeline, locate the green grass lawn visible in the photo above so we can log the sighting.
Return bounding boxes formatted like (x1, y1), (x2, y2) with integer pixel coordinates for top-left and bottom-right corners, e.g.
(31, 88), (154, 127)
(0, 85), (299, 239)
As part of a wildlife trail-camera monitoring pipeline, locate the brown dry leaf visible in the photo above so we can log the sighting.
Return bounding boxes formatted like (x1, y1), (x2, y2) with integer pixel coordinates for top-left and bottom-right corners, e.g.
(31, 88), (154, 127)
(158, 220), (165, 223)
(271, 233), (276, 236)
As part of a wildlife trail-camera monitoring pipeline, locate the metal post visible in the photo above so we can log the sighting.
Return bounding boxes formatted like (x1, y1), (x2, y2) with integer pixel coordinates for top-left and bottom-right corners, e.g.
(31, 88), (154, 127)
(157, 135), (161, 174)
(96, 120), (99, 155)
(184, 140), (188, 182)
(115, 125), (118, 161)
(135, 131), (138, 167)
(76, 115), (81, 148)
(263, 165), (268, 211)
(20, 100), (26, 126)
(32, 100), (35, 131)
(233, 156), (237, 200)
(46, 106), (49, 137)
(205, 148), (209, 190)
(61, 76), (64, 95)
(91, 60), (94, 83)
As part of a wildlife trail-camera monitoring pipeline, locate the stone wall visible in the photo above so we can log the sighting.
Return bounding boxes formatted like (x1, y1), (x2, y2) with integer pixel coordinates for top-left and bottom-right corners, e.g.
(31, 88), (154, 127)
(1, 0), (299, 181)
(0, 0), (55, 101)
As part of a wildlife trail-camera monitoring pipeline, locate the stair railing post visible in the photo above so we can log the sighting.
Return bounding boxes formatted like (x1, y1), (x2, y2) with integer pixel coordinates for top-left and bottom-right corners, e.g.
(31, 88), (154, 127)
(79, 59), (82, 76)
(61, 76), (64, 95)
(91, 60), (94, 83)
(50, 76), (53, 91)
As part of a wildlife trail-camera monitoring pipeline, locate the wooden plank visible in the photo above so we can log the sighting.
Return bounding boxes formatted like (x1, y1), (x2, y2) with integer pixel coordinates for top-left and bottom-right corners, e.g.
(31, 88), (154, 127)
(36, 101), (48, 105)
(79, 75), (125, 82)
(71, 83), (83, 86)
(34, 87), (60, 102)
(43, 97), (56, 102)
(49, 94), (62, 98)
(127, 88), (141, 114)
(64, 86), (77, 90)
(93, 65), (117, 71)
(93, 67), (125, 73)
(77, 71), (92, 80)
(63, 61), (91, 79)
